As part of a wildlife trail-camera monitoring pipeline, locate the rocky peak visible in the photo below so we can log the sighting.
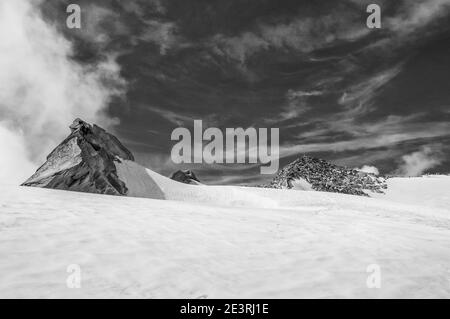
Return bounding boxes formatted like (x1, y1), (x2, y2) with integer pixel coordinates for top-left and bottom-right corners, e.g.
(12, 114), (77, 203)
(70, 118), (90, 133)
(267, 155), (387, 196)
(68, 118), (134, 162)
(22, 119), (134, 195)
(170, 170), (201, 185)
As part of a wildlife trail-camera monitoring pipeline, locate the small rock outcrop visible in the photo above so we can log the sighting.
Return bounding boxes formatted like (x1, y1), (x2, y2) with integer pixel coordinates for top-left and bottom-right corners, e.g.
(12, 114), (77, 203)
(22, 118), (134, 195)
(170, 170), (201, 185)
(266, 155), (387, 196)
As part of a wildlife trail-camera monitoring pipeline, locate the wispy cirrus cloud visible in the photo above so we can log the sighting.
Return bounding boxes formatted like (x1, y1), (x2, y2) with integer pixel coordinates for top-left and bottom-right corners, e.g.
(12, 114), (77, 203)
(274, 90), (323, 122)
(359, 0), (450, 53)
(138, 20), (179, 55)
(386, 0), (450, 35)
(338, 65), (403, 115)
(54, 0), (184, 56)
(146, 106), (194, 126)
(72, 3), (130, 48)
(28, 0), (449, 183)
(121, 0), (167, 16)
(280, 119), (449, 159)
(287, 90), (323, 99)
(269, 65), (403, 127)
(209, 11), (369, 63)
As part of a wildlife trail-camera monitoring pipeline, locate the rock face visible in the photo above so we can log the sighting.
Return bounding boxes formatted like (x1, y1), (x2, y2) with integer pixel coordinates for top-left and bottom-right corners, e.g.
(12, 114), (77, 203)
(170, 170), (201, 185)
(22, 120), (386, 198)
(22, 119), (134, 195)
(266, 155), (387, 196)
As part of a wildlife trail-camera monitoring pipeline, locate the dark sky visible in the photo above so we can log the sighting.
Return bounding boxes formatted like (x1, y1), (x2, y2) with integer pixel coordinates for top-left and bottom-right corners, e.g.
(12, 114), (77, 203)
(41, 0), (450, 185)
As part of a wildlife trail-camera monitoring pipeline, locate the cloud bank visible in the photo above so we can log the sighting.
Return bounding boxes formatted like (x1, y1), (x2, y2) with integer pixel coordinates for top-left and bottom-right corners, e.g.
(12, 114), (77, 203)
(396, 146), (444, 177)
(0, 0), (125, 184)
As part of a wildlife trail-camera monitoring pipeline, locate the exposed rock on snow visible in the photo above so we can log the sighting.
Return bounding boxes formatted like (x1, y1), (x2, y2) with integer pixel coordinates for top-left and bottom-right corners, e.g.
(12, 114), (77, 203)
(266, 156), (387, 196)
(20, 120), (394, 201)
(170, 170), (201, 185)
(7, 118), (450, 298)
(21, 119), (279, 205)
(22, 118), (134, 195)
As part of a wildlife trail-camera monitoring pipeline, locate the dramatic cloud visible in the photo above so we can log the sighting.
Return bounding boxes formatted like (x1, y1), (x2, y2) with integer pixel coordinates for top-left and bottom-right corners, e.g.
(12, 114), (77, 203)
(138, 20), (180, 55)
(77, 4), (130, 47)
(2, 0), (447, 185)
(287, 90), (323, 99)
(0, 0), (125, 184)
(280, 120), (449, 158)
(386, 0), (450, 35)
(275, 90), (322, 122)
(396, 146), (444, 176)
(0, 126), (36, 185)
(146, 105), (194, 126)
(121, 0), (167, 16)
(210, 12), (369, 63)
(338, 66), (403, 115)
(210, 32), (269, 64)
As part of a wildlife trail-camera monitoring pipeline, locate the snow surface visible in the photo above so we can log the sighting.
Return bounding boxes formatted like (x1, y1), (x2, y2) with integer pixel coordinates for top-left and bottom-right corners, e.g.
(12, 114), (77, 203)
(0, 173), (450, 298)
(371, 175), (450, 210)
(116, 159), (281, 208)
(289, 178), (313, 191)
(115, 160), (165, 200)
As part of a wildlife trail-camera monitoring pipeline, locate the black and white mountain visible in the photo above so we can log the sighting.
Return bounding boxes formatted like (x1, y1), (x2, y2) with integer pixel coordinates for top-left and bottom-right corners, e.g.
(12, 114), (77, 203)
(22, 118), (134, 195)
(23, 119), (388, 198)
(5, 119), (450, 298)
(266, 156), (387, 196)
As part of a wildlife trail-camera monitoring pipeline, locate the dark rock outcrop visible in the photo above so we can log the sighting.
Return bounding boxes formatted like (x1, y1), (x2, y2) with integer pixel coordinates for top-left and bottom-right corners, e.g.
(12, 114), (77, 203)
(170, 170), (201, 185)
(22, 118), (134, 195)
(265, 155), (387, 196)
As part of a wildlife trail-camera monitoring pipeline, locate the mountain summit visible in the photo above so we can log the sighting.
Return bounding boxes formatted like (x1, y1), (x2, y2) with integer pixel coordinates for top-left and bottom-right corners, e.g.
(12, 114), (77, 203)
(22, 118), (135, 195)
(23, 119), (386, 198)
(267, 155), (387, 196)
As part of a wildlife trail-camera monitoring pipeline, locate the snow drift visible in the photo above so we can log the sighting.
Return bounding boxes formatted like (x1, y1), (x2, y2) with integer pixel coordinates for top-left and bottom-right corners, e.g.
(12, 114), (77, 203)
(1, 176), (450, 298)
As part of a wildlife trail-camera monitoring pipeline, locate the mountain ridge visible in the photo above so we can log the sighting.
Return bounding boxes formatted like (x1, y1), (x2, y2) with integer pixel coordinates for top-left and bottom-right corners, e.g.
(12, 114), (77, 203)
(23, 118), (387, 198)
(265, 155), (387, 196)
(22, 118), (133, 195)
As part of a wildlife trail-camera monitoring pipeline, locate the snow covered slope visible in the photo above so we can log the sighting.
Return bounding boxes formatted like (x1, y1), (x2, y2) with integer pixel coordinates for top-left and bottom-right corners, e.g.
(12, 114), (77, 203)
(117, 159), (450, 211)
(0, 182), (449, 298)
(116, 159), (280, 208)
(371, 175), (450, 210)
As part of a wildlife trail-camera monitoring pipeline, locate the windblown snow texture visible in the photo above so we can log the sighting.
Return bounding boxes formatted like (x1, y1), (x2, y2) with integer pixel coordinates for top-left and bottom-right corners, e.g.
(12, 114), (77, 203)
(1, 174), (450, 298)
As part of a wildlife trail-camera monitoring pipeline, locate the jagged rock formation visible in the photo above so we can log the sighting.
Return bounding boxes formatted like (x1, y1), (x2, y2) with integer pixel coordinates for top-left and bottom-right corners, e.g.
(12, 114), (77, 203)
(170, 170), (201, 185)
(22, 120), (386, 199)
(266, 155), (387, 196)
(22, 119), (134, 195)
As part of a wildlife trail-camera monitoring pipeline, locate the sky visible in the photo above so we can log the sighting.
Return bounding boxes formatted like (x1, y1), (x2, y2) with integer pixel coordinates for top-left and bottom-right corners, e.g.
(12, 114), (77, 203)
(1, 0), (449, 185)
